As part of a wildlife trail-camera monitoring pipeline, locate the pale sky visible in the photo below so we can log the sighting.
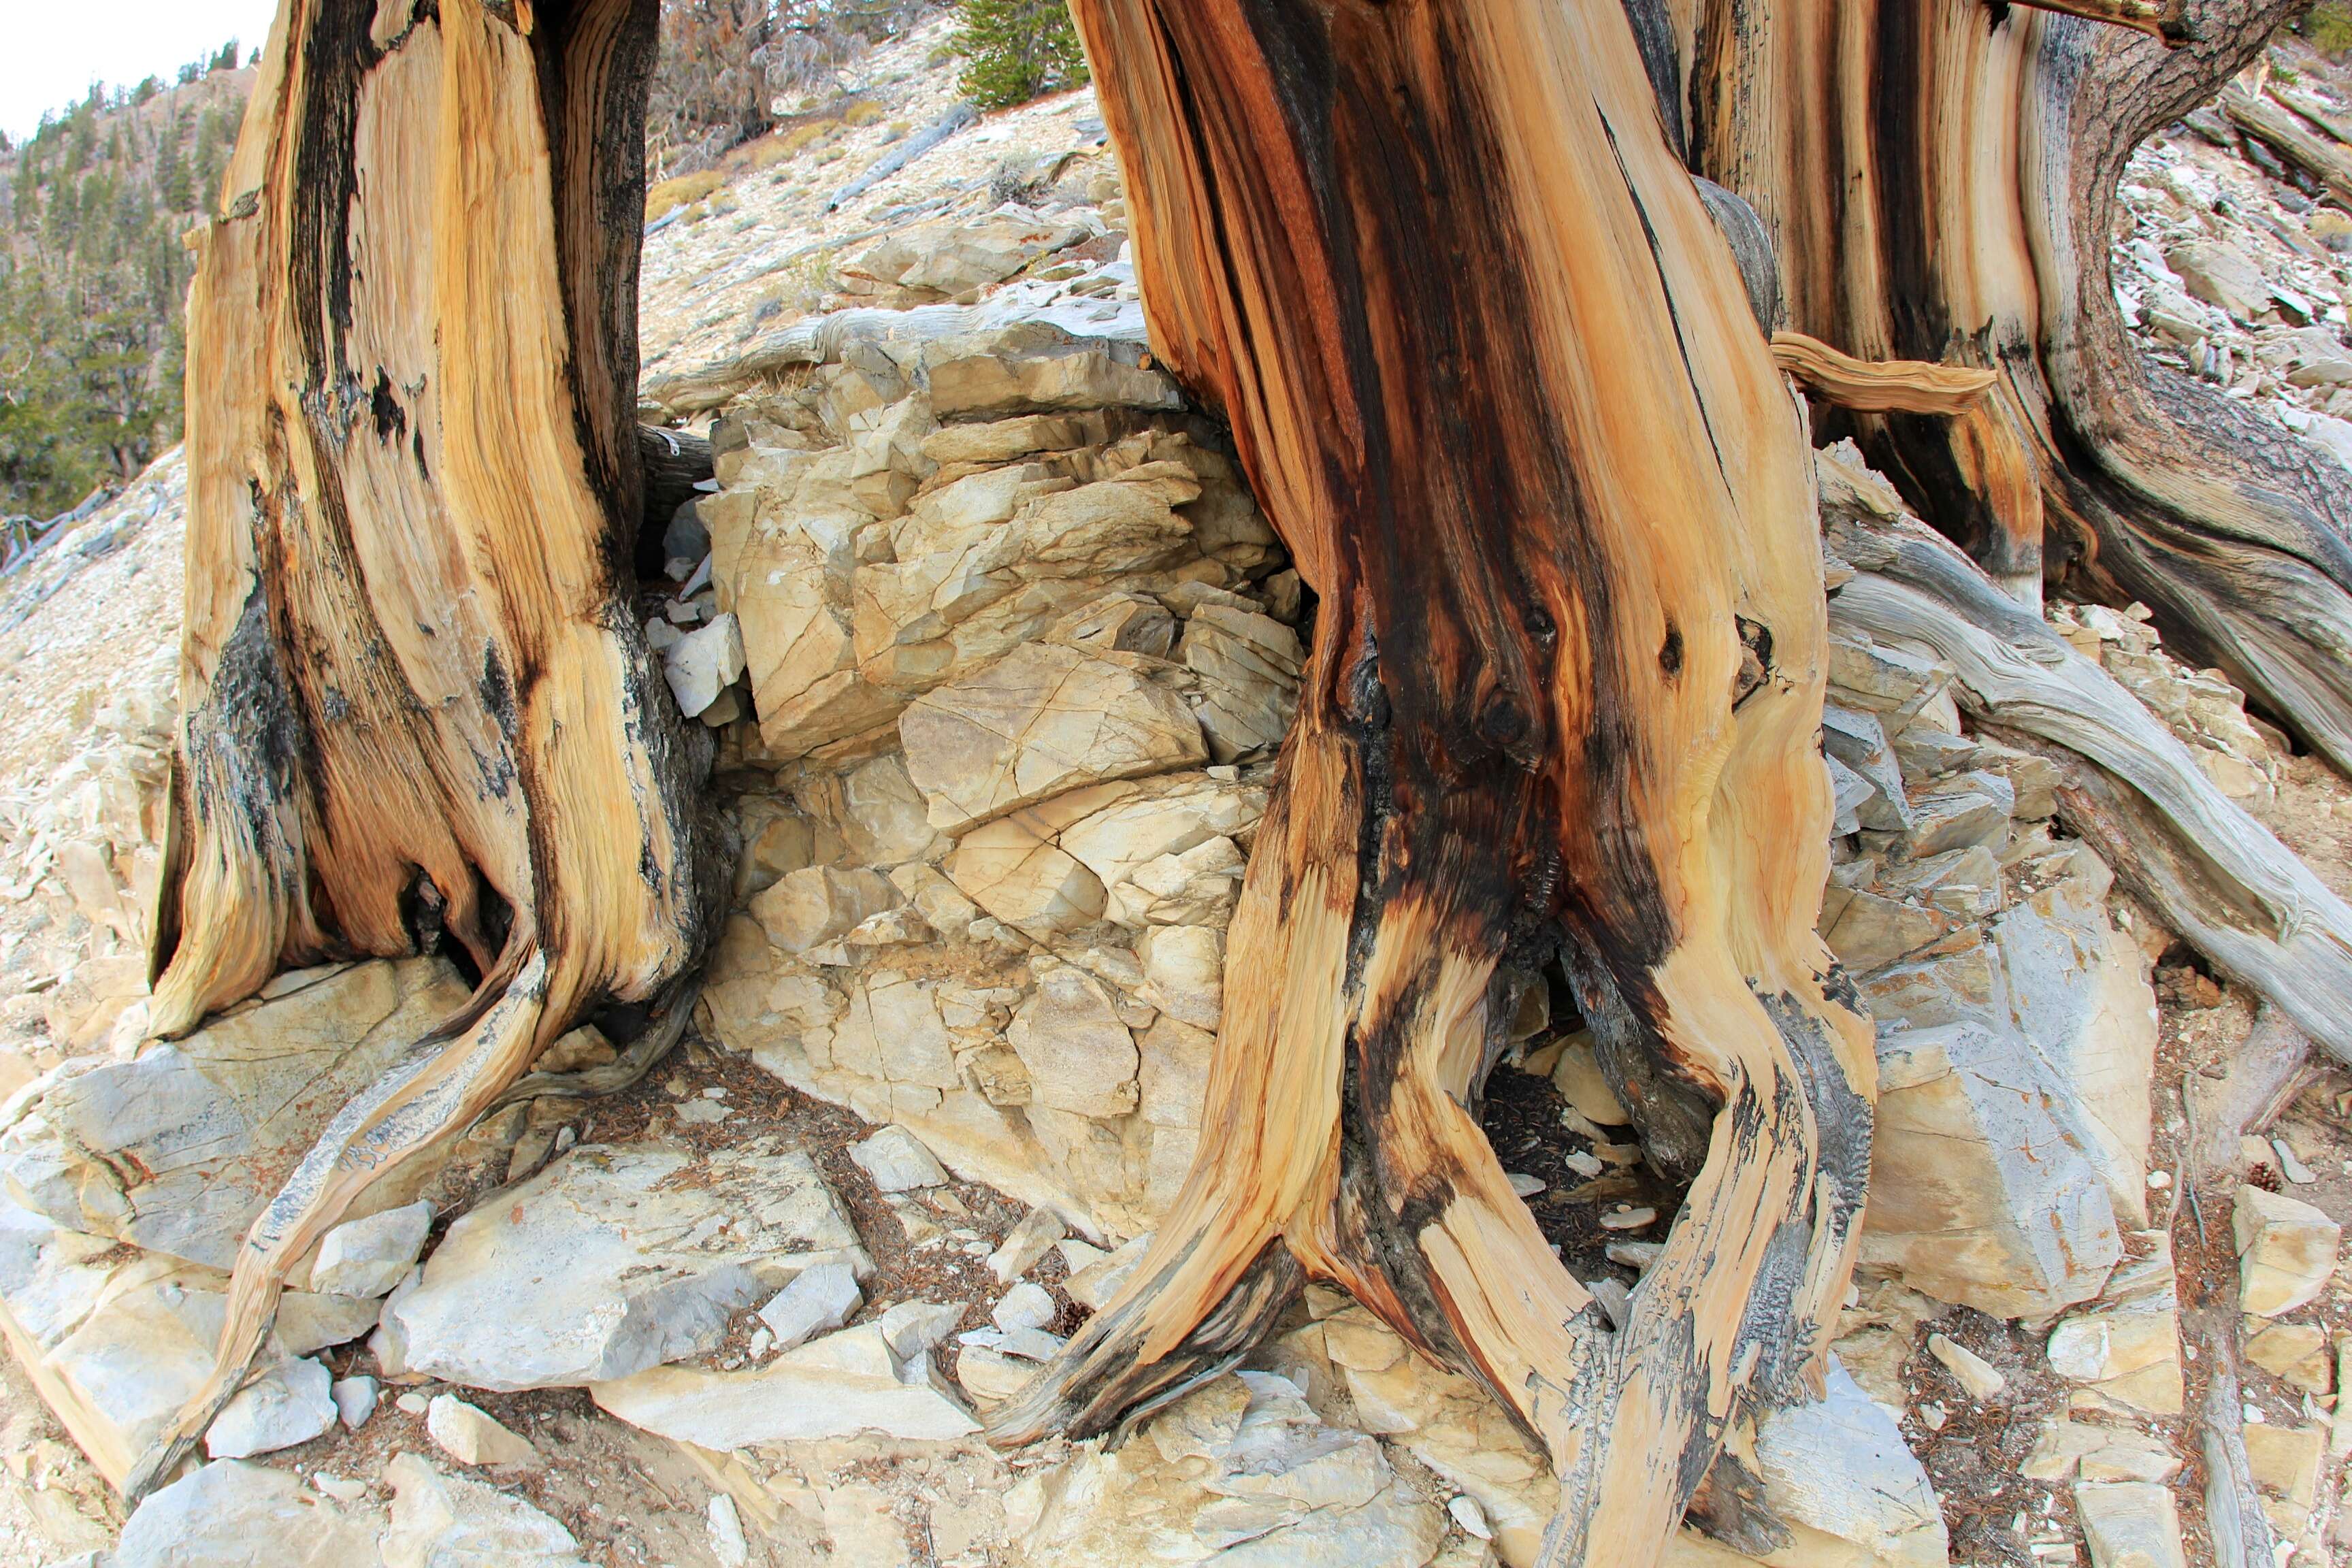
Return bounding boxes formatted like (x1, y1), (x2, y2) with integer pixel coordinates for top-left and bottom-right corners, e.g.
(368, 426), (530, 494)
(0, 1), (281, 142)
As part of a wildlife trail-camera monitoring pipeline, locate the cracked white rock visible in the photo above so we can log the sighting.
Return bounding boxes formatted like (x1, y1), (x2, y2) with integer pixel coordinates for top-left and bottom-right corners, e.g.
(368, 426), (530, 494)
(331, 1374), (378, 1430)
(206, 1354), (338, 1460)
(993, 1280), (1058, 1333)
(849, 1124), (950, 1192)
(757, 1258), (863, 1352)
(591, 1322), (979, 1447)
(427, 1393), (536, 1467)
(2234, 1183), (2341, 1317)
(1927, 1333), (2005, 1401)
(2074, 1480), (2186, 1568)
(0, 958), (468, 1270)
(310, 1199), (434, 1300)
(382, 1451), (589, 1567)
(384, 1141), (868, 1390)
(115, 1459), (387, 1568)
(1752, 1361), (1950, 1568)
(900, 642), (1208, 834)
(1007, 966), (1139, 1118)
(663, 610), (745, 717)
(990, 1207), (1068, 1284)
(1013, 1370), (1445, 1568)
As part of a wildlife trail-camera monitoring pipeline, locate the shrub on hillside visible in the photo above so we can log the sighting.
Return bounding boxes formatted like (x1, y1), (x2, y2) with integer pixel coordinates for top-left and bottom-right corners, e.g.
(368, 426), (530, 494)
(951, 0), (1088, 110)
(2302, 0), (2352, 52)
(647, 168), (728, 221)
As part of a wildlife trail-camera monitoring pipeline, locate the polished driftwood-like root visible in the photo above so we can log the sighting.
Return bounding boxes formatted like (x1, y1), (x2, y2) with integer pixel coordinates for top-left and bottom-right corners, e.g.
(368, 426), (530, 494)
(1769, 331), (1997, 414)
(129, 0), (709, 1498)
(1824, 497), (2352, 1064)
(2002, 0), (2181, 43)
(2219, 84), (2352, 208)
(991, 4), (1873, 1565)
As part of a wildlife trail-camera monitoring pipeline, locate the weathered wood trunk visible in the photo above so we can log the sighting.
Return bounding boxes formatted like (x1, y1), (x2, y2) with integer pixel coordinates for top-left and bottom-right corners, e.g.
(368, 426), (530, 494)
(132, 0), (2345, 1554)
(987, 5), (1875, 1565)
(132, 0), (713, 1496)
(1688, 0), (2352, 772)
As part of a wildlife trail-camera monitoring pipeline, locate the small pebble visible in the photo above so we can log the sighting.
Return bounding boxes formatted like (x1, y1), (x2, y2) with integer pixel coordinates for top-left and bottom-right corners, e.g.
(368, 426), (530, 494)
(1505, 1172), (1546, 1198)
(1605, 1240), (1663, 1272)
(1562, 1150), (1605, 1178)
(708, 1493), (750, 1568)
(2272, 1137), (2317, 1184)
(1448, 1494), (1492, 1540)
(395, 1392), (430, 1416)
(1918, 1401), (1948, 1431)
(330, 1375), (378, 1431)
(1599, 1207), (1656, 1232)
(2146, 1169), (2171, 1190)
(1927, 1333), (2006, 1400)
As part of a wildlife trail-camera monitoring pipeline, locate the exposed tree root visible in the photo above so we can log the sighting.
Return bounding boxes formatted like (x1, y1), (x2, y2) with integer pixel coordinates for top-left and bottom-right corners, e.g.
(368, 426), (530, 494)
(1692, 0), (2352, 769)
(1823, 497), (2352, 1064)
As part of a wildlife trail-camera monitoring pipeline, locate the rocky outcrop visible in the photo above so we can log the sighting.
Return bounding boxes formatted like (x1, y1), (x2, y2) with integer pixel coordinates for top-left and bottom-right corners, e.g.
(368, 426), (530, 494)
(696, 323), (1295, 1237)
(1009, 1369), (1448, 1568)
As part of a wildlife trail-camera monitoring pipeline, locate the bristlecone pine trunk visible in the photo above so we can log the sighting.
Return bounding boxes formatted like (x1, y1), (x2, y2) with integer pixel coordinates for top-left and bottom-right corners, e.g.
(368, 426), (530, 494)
(1688, 0), (2352, 766)
(987, 3), (1877, 1565)
(129, 0), (714, 1498)
(137, 0), (2352, 1559)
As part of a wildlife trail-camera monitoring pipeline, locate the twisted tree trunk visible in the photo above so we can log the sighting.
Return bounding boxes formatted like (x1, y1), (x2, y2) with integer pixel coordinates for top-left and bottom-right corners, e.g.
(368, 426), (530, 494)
(1690, 0), (2352, 770)
(984, 6), (1874, 1566)
(130, 0), (715, 1497)
(129, 0), (2342, 1559)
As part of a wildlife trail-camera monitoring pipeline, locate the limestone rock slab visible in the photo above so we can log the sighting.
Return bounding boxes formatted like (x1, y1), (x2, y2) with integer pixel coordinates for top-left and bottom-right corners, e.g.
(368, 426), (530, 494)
(591, 1322), (978, 1447)
(1752, 1361), (1950, 1568)
(0, 958), (469, 1270)
(900, 643), (1206, 834)
(381, 1451), (589, 1568)
(115, 1459), (388, 1568)
(1862, 1022), (2120, 1317)
(385, 1141), (868, 1390)
(1011, 1371), (1446, 1568)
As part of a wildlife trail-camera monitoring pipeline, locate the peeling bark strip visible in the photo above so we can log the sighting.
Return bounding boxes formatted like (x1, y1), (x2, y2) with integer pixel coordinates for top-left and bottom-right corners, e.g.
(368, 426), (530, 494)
(992, 5), (1874, 1564)
(1694, 0), (2352, 765)
(132, 0), (711, 1496)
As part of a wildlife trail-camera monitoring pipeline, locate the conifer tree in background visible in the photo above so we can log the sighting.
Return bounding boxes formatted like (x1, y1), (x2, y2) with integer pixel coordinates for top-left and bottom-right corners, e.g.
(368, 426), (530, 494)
(950, 0), (1085, 110)
(156, 114), (192, 215)
(0, 46), (248, 519)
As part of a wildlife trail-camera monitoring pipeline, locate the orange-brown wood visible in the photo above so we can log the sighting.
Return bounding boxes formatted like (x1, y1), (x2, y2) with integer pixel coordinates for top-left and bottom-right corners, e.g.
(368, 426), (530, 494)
(127, 0), (712, 1499)
(991, 5), (1874, 1564)
(1695, 0), (2352, 763)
